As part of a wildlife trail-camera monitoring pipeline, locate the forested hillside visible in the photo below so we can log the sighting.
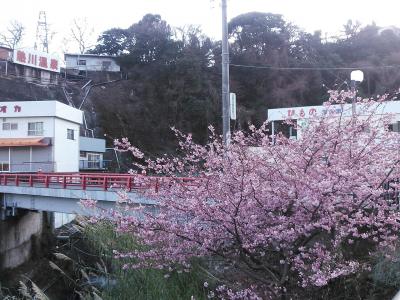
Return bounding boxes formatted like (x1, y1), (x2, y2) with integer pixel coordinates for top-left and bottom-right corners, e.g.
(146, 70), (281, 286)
(88, 13), (400, 153)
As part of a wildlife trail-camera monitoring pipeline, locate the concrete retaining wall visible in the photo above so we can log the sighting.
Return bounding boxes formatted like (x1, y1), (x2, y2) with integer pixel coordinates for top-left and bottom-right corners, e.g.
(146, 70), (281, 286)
(0, 210), (46, 270)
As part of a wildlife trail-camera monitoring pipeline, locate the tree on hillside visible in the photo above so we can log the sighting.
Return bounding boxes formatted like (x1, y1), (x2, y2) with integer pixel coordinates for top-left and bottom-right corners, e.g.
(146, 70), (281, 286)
(0, 20), (24, 50)
(92, 14), (182, 66)
(90, 28), (129, 56)
(343, 20), (362, 39)
(88, 13), (400, 156)
(70, 18), (94, 54)
(325, 23), (400, 96)
(86, 92), (400, 299)
(228, 12), (326, 126)
(91, 16), (220, 154)
(229, 12), (293, 57)
(123, 14), (180, 66)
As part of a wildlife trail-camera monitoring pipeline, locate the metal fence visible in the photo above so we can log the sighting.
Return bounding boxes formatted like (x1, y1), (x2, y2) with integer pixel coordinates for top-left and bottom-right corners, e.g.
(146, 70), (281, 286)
(79, 160), (111, 170)
(8, 162), (55, 173)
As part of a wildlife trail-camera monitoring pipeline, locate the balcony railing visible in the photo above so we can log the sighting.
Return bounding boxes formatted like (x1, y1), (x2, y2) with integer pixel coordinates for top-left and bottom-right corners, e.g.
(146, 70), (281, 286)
(1, 162), (56, 173)
(79, 160), (110, 170)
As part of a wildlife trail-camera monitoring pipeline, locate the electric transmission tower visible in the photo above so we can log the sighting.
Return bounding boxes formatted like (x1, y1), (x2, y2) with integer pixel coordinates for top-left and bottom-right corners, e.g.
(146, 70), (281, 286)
(34, 11), (49, 53)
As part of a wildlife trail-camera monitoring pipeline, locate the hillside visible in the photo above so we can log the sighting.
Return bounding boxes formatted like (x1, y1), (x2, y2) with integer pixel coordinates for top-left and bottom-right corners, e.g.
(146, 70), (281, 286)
(3, 13), (400, 156)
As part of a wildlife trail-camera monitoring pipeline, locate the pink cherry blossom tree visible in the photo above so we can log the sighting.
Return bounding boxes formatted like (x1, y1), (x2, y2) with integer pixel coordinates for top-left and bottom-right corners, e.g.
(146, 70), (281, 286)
(86, 92), (400, 298)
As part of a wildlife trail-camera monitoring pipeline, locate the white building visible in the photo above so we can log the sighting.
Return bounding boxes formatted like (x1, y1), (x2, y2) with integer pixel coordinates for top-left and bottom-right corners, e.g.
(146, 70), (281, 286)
(64, 53), (120, 75)
(0, 48), (60, 85)
(0, 101), (82, 172)
(267, 101), (400, 139)
(79, 136), (106, 170)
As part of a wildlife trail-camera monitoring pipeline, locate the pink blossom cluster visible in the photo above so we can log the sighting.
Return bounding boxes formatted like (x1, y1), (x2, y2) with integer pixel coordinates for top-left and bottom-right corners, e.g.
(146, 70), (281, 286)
(108, 94), (400, 297)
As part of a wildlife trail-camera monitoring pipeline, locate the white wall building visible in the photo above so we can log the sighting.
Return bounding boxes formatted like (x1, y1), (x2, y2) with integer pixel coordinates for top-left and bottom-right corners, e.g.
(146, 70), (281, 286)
(0, 48), (60, 85)
(12, 48), (60, 85)
(0, 101), (82, 172)
(64, 54), (120, 74)
(79, 136), (106, 170)
(267, 101), (400, 139)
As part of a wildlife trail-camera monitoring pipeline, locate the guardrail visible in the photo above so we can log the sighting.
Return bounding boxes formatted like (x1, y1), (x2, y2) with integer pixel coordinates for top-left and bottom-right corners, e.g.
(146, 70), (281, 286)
(5, 162), (55, 173)
(0, 173), (197, 192)
(79, 160), (111, 170)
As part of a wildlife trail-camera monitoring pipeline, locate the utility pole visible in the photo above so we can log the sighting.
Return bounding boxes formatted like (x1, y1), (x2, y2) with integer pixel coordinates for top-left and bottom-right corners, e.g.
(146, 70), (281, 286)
(221, 0), (230, 145)
(351, 80), (356, 118)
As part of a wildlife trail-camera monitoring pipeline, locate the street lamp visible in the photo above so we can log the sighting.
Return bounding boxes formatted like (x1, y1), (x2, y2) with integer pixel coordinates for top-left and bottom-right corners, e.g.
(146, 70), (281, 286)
(350, 70), (364, 117)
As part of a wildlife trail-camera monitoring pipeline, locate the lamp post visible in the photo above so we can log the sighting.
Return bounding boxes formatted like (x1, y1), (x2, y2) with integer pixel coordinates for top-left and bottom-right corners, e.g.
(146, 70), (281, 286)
(350, 70), (364, 118)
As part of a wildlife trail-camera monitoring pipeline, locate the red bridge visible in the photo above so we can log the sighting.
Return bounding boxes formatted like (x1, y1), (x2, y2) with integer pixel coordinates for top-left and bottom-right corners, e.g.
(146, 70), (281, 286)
(0, 172), (164, 192)
(0, 173), (196, 216)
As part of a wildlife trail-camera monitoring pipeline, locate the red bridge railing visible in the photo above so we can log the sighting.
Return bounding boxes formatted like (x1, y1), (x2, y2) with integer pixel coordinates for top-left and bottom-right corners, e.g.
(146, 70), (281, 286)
(0, 173), (197, 192)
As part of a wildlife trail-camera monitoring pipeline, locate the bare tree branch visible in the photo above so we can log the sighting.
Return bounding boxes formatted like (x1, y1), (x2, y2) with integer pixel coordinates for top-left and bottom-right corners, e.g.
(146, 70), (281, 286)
(0, 20), (24, 50)
(70, 18), (94, 54)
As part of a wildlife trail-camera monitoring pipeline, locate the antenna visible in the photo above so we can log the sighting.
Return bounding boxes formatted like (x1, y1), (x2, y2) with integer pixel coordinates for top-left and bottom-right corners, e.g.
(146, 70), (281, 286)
(34, 11), (49, 53)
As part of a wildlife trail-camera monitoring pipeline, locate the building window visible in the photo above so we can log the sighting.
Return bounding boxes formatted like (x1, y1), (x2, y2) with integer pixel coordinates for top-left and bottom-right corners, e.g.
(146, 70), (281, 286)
(2, 122), (18, 130)
(78, 59), (86, 66)
(389, 122), (400, 132)
(88, 153), (101, 169)
(28, 122), (44, 136)
(50, 72), (58, 83)
(102, 61), (111, 71)
(0, 162), (9, 172)
(67, 129), (75, 140)
(80, 151), (86, 158)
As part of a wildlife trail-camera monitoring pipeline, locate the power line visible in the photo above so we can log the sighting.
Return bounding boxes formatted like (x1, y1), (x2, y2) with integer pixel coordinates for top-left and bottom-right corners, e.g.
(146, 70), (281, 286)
(230, 63), (400, 71)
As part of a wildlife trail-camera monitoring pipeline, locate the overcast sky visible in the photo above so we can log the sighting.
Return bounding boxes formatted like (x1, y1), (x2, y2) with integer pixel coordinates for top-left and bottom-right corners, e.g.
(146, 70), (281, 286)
(1, 0), (400, 57)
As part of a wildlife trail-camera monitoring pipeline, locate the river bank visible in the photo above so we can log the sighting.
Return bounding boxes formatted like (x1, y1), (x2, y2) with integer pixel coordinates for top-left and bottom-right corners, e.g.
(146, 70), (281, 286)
(0, 218), (210, 299)
(0, 220), (80, 299)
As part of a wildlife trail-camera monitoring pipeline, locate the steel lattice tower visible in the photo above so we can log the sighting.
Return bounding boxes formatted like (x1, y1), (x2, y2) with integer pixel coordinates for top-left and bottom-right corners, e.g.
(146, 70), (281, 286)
(34, 11), (49, 53)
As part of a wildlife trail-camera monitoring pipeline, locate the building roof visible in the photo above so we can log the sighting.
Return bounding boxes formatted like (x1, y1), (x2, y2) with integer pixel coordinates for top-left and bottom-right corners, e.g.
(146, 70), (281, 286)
(0, 138), (50, 147)
(64, 53), (118, 59)
(0, 101), (83, 124)
(267, 100), (400, 121)
(0, 46), (12, 51)
(80, 137), (106, 153)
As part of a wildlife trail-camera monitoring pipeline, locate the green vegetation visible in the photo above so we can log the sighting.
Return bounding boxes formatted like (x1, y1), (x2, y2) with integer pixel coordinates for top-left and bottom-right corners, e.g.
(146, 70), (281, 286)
(84, 222), (210, 300)
(89, 13), (400, 156)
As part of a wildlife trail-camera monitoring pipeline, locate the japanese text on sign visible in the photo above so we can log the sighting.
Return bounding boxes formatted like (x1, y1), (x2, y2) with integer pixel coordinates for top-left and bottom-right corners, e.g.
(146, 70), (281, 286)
(13, 49), (60, 73)
(287, 107), (343, 118)
(0, 105), (22, 113)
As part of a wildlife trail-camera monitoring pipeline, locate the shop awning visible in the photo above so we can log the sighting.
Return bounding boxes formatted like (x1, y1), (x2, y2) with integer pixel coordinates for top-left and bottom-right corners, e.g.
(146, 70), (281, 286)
(0, 138), (51, 147)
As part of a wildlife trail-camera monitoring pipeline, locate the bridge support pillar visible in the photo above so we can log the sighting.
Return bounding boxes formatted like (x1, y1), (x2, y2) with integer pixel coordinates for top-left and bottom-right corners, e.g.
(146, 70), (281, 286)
(0, 209), (52, 270)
